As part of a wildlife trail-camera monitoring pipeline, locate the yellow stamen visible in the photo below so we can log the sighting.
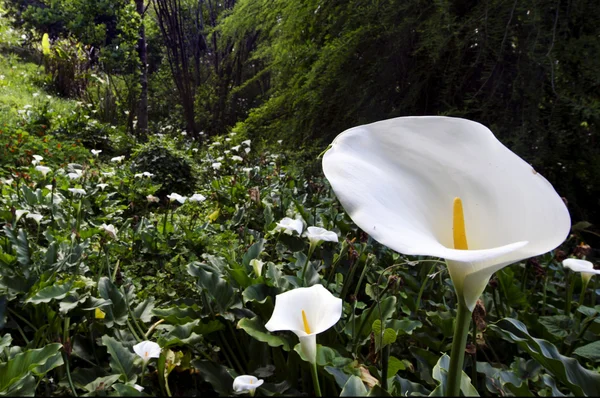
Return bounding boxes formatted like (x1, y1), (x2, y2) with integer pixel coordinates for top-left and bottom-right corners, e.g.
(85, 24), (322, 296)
(453, 197), (468, 250)
(302, 310), (312, 334)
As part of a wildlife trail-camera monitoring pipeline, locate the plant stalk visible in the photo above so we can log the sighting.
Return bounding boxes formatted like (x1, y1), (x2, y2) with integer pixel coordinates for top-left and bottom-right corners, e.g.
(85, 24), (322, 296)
(446, 299), (472, 397)
(309, 362), (322, 397)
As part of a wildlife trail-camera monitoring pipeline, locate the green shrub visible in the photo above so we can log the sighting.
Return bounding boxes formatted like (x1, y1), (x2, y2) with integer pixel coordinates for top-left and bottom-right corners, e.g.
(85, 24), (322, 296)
(130, 135), (198, 200)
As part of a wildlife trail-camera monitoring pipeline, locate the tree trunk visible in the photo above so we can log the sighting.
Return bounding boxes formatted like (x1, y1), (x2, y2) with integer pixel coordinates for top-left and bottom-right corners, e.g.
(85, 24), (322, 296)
(136, 0), (148, 139)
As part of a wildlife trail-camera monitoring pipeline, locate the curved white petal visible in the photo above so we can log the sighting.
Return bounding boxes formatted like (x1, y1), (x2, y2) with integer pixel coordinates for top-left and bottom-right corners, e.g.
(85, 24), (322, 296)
(563, 258), (599, 274)
(323, 117), (570, 306)
(304, 226), (338, 244)
(299, 335), (317, 364)
(133, 340), (161, 360)
(233, 375), (264, 393)
(265, 284), (342, 338)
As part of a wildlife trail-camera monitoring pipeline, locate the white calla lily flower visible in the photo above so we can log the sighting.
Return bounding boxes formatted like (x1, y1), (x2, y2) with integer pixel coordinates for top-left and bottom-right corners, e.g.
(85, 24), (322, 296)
(167, 193), (187, 204)
(35, 166), (52, 176)
(303, 226), (338, 245)
(97, 183), (109, 191)
(563, 258), (600, 285)
(26, 213), (43, 224)
(189, 193), (206, 202)
(233, 375), (264, 395)
(212, 162), (222, 170)
(266, 284), (342, 364)
(99, 223), (118, 240)
(242, 139), (251, 146)
(322, 116), (570, 311)
(32, 155), (43, 165)
(274, 217), (304, 235)
(111, 155), (125, 163)
(133, 340), (161, 361)
(68, 188), (86, 196)
(91, 149), (102, 156)
(231, 155), (243, 162)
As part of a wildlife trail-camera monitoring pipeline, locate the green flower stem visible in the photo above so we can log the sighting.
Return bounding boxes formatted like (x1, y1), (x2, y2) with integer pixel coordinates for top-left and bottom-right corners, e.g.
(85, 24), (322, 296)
(381, 345), (390, 391)
(542, 276), (548, 316)
(309, 362), (322, 397)
(565, 272), (576, 315)
(140, 360), (147, 386)
(162, 206), (170, 236)
(446, 299), (472, 397)
(415, 262), (437, 312)
(326, 239), (350, 284)
(574, 278), (590, 328)
(300, 242), (317, 284)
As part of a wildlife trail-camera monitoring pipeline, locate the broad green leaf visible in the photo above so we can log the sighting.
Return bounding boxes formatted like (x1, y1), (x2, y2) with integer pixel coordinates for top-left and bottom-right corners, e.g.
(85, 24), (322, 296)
(490, 318), (600, 396)
(187, 262), (235, 313)
(431, 354), (479, 397)
(0, 343), (62, 393)
(101, 335), (137, 383)
(151, 305), (202, 325)
(242, 238), (265, 267)
(4, 227), (30, 267)
(237, 317), (290, 351)
(98, 277), (128, 326)
(573, 340), (600, 362)
(388, 319), (423, 335)
(82, 374), (121, 393)
(159, 320), (223, 347)
(341, 375), (367, 397)
(539, 315), (572, 339)
(387, 356), (406, 379)
(293, 344), (340, 366)
(392, 375), (430, 396)
(133, 297), (155, 323)
(372, 319), (397, 351)
(242, 284), (277, 304)
(26, 281), (74, 304)
(110, 383), (144, 396)
(191, 360), (233, 396)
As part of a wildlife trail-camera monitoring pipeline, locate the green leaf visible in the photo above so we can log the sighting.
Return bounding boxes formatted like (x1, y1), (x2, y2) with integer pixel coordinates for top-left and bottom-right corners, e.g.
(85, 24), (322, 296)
(344, 296), (397, 338)
(242, 238), (265, 267)
(388, 319), (422, 335)
(431, 354), (479, 397)
(573, 340), (600, 362)
(340, 375), (367, 397)
(26, 281), (74, 304)
(242, 284), (277, 304)
(237, 317), (290, 351)
(110, 383), (144, 396)
(386, 356), (406, 379)
(539, 315), (573, 339)
(82, 374), (121, 393)
(133, 297), (155, 323)
(187, 262), (235, 313)
(101, 335), (138, 383)
(98, 277), (128, 326)
(372, 319), (397, 351)
(4, 227), (30, 267)
(0, 343), (62, 393)
(191, 360), (233, 396)
(490, 317), (600, 396)
(293, 344), (340, 366)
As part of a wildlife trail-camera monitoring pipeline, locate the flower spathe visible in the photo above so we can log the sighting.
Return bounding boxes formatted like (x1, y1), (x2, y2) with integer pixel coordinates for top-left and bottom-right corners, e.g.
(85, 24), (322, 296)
(265, 284), (342, 364)
(304, 226), (338, 245)
(274, 217), (304, 236)
(35, 165), (51, 176)
(563, 258), (600, 285)
(133, 340), (161, 361)
(233, 375), (264, 395)
(322, 116), (570, 311)
(167, 193), (187, 204)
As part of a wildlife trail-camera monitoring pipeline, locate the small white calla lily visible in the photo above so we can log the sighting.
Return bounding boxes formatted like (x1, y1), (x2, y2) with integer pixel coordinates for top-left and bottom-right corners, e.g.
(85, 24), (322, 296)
(147, 195), (159, 203)
(134, 172), (154, 178)
(1, 178), (14, 185)
(26, 213), (43, 224)
(189, 193), (206, 202)
(231, 155), (243, 162)
(99, 223), (118, 240)
(304, 226), (338, 245)
(242, 139), (251, 146)
(167, 193), (187, 204)
(91, 149), (102, 156)
(274, 217), (304, 235)
(133, 340), (161, 361)
(111, 155), (125, 163)
(68, 188), (86, 196)
(250, 259), (264, 277)
(265, 284), (342, 364)
(67, 171), (82, 180)
(32, 155), (43, 165)
(233, 375), (264, 395)
(212, 162), (222, 170)
(231, 145), (241, 152)
(244, 147), (251, 154)
(322, 116), (570, 311)
(15, 210), (29, 223)
(563, 258), (600, 285)
(35, 166), (51, 176)
(97, 183), (109, 191)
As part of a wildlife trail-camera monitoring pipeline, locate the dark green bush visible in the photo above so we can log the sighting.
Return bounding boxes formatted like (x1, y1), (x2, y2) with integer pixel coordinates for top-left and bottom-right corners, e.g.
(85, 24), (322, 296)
(130, 135), (198, 200)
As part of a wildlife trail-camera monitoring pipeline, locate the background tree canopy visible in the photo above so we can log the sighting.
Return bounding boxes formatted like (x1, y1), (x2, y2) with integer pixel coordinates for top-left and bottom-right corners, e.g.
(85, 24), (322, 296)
(5, 0), (600, 224)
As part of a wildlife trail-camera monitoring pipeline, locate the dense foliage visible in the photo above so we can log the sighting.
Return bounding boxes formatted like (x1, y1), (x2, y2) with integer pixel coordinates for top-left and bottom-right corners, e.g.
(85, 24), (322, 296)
(1, 0), (599, 397)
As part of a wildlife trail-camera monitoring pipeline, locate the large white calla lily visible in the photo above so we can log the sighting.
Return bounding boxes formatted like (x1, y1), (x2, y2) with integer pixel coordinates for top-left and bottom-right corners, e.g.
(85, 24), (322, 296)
(265, 284), (342, 364)
(322, 116), (570, 311)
